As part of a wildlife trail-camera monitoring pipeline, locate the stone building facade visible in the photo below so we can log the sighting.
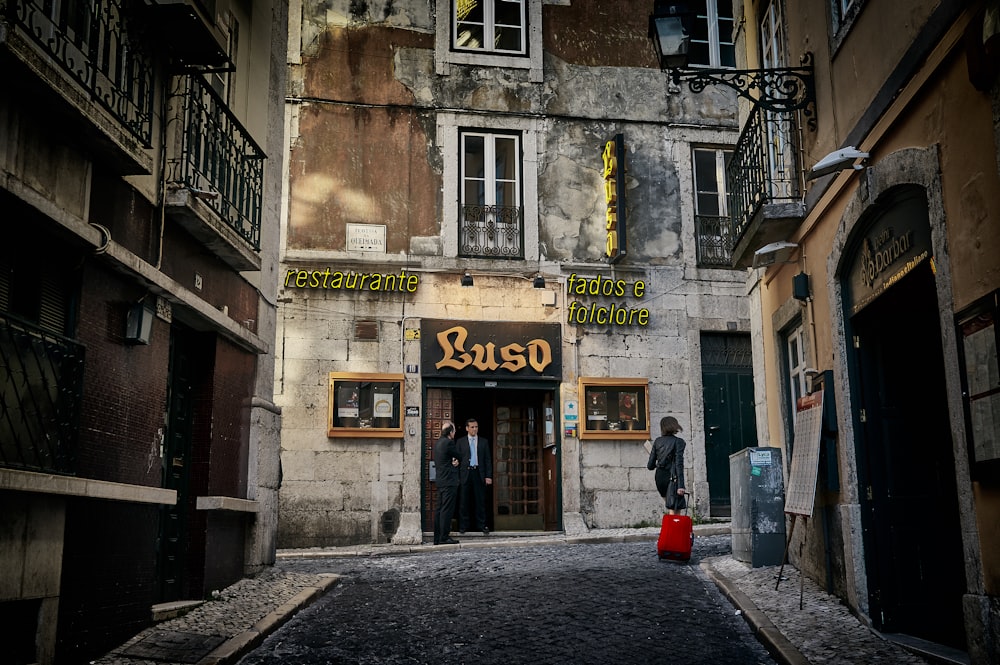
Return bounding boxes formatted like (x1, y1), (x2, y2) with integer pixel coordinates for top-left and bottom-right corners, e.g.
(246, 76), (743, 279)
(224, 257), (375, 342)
(277, 0), (754, 548)
(0, 0), (287, 661)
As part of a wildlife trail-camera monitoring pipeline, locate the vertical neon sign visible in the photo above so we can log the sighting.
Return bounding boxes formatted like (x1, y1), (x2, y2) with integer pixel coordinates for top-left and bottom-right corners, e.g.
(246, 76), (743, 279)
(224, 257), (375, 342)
(602, 134), (627, 263)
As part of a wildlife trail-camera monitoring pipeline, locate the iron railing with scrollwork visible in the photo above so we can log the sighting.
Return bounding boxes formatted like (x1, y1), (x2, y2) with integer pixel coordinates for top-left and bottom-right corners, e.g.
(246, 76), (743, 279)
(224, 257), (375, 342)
(5, 0), (155, 145)
(0, 313), (84, 475)
(726, 104), (804, 247)
(459, 204), (524, 258)
(695, 214), (736, 267)
(166, 74), (265, 251)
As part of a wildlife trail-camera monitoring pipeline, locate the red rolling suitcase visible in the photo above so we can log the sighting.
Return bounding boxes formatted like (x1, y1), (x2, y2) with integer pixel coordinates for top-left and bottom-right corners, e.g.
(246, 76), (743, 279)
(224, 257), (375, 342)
(657, 513), (693, 561)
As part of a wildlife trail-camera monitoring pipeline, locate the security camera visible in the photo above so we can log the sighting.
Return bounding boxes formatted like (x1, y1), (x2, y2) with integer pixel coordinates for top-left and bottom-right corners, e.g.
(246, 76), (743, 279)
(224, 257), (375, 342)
(807, 146), (869, 180)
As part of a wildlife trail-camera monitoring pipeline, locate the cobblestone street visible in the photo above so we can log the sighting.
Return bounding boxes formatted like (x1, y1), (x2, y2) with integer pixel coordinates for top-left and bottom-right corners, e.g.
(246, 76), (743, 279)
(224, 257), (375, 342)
(236, 535), (774, 665)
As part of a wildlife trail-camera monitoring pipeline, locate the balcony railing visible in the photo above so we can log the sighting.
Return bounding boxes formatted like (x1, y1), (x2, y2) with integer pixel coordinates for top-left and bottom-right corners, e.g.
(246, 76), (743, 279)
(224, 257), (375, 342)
(166, 74), (265, 251)
(459, 204), (524, 258)
(5, 0), (155, 145)
(726, 104), (805, 248)
(695, 214), (735, 267)
(0, 313), (84, 475)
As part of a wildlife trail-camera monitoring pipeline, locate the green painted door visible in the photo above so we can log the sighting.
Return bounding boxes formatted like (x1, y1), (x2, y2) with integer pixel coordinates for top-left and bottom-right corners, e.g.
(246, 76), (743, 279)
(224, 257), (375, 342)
(702, 334), (757, 517)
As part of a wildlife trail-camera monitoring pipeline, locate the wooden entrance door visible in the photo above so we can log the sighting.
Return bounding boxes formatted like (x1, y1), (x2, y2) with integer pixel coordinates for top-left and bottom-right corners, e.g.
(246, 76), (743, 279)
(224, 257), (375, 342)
(422, 387), (553, 532)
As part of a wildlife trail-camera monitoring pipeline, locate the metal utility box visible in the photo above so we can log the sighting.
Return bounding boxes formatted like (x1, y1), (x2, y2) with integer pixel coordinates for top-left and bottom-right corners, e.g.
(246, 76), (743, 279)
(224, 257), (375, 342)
(729, 447), (785, 567)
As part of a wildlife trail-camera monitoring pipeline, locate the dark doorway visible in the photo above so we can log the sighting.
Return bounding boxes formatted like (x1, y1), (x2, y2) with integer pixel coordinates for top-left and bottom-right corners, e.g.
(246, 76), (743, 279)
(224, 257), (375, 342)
(158, 326), (209, 601)
(422, 386), (558, 533)
(702, 333), (758, 517)
(850, 263), (966, 649)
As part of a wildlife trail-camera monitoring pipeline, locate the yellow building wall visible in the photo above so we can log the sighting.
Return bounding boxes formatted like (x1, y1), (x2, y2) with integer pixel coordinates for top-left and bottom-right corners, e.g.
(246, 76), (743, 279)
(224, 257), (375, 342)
(757, 6), (1000, 602)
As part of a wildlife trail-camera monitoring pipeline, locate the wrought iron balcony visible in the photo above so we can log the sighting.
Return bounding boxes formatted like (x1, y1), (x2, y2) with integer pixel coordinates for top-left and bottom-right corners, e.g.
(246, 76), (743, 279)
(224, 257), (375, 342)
(3, 0), (155, 146)
(695, 214), (736, 268)
(726, 104), (807, 268)
(459, 204), (524, 259)
(0, 313), (84, 475)
(165, 74), (265, 264)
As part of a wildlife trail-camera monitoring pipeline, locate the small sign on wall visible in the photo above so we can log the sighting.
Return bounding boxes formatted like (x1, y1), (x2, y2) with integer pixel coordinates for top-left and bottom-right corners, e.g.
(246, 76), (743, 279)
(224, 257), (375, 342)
(347, 224), (386, 252)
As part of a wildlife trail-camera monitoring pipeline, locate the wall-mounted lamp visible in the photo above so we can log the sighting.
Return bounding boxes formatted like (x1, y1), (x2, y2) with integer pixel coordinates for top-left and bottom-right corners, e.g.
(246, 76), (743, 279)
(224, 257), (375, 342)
(649, 1), (815, 116)
(533, 275), (546, 288)
(461, 272), (474, 287)
(807, 146), (869, 180)
(125, 299), (155, 344)
(752, 241), (799, 269)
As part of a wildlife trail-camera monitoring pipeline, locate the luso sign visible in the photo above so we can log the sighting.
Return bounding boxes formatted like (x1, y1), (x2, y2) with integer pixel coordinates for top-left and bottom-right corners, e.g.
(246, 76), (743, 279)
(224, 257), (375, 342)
(603, 134), (627, 264)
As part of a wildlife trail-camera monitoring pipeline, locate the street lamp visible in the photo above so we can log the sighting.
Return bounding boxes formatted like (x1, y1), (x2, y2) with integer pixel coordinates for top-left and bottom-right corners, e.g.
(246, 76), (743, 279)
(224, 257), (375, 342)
(648, 1), (815, 116)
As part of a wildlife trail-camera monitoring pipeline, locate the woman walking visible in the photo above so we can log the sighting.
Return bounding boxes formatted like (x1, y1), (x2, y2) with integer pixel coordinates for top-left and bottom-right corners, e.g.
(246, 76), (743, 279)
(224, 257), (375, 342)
(647, 416), (687, 514)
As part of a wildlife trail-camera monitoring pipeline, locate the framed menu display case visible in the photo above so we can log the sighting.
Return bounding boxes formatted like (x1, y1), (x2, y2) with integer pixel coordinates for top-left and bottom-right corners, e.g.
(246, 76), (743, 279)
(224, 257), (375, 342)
(578, 377), (650, 440)
(328, 372), (404, 437)
(956, 289), (1000, 479)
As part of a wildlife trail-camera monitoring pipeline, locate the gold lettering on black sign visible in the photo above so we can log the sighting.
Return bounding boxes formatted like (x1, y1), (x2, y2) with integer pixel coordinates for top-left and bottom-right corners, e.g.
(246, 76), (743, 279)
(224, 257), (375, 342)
(434, 326), (553, 373)
(859, 228), (913, 288)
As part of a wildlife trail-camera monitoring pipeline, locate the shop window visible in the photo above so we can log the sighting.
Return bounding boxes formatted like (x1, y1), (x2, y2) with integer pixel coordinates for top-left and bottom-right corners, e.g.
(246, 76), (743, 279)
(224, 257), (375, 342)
(328, 373), (404, 438)
(459, 129), (524, 258)
(957, 290), (1000, 478)
(578, 377), (650, 440)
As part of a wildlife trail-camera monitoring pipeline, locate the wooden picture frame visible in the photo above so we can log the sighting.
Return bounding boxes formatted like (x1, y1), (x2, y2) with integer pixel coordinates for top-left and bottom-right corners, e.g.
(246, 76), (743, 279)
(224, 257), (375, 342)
(578, 377), (650, 440)
(328, 372), (404, 438)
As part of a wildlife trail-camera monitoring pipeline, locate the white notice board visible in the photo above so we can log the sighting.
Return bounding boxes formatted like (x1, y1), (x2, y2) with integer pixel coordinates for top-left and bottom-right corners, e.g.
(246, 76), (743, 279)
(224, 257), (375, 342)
(784, 390), (824, 516)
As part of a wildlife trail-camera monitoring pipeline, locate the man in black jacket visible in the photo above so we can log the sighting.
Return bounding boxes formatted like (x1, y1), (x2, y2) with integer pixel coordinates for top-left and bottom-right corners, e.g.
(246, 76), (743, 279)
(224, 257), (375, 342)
(458, 418), (492, 535)
(433, 421), (460, 545)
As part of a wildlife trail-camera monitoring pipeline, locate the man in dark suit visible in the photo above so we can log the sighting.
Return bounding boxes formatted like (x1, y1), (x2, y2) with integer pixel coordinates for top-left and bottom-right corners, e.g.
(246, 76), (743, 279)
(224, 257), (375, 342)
(458, 418), (492, 535)
(433, 421), (460, 545)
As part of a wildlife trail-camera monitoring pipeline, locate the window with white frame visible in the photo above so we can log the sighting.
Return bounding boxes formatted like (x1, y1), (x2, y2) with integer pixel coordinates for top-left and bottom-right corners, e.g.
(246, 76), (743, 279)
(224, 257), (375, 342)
(453, 0), (527, 55)
(459, 130), (523, 258)
(436, 0), (542, 80)
(784, 322), (809, 455)
(692, 147), (735, 267)
(760, 1), (799, 199)
(686, 0), (735, 68)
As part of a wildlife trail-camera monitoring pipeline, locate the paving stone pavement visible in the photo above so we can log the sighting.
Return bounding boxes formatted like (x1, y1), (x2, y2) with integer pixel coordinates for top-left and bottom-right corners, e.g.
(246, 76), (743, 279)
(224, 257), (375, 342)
(92, 525), (939, 665)
(701, 555), (933, 665)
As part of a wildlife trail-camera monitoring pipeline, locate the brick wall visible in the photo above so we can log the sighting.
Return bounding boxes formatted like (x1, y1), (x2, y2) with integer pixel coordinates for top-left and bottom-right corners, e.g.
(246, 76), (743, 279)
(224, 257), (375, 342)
(75, 262), (168, 487)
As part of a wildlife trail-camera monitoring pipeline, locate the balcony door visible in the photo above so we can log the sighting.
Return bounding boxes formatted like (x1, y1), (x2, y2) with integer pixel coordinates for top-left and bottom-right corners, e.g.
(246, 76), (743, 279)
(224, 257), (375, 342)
(760, 1), (798, 200)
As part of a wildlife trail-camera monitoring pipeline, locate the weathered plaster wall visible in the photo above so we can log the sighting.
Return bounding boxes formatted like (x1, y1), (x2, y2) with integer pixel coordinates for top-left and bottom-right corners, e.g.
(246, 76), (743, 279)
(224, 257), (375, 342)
(280, 0), (745, 545)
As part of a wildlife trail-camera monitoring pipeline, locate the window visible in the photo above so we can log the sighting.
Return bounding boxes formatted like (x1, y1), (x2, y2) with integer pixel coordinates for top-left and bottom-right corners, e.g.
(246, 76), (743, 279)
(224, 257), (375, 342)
(459, 130), (523, 258)
(453, 0), (526, 55)
(784, 323), (809, 457)
(687, 0), (735, 68)
(693, 148), (734, 267)
(578, 378), (650, 440)
(210, 11), (239, 104)
(829, 0), (865, 53)
(832, 0), (861, 31)
(760, 1), (799, 200)
(436, 1), (542, 81)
